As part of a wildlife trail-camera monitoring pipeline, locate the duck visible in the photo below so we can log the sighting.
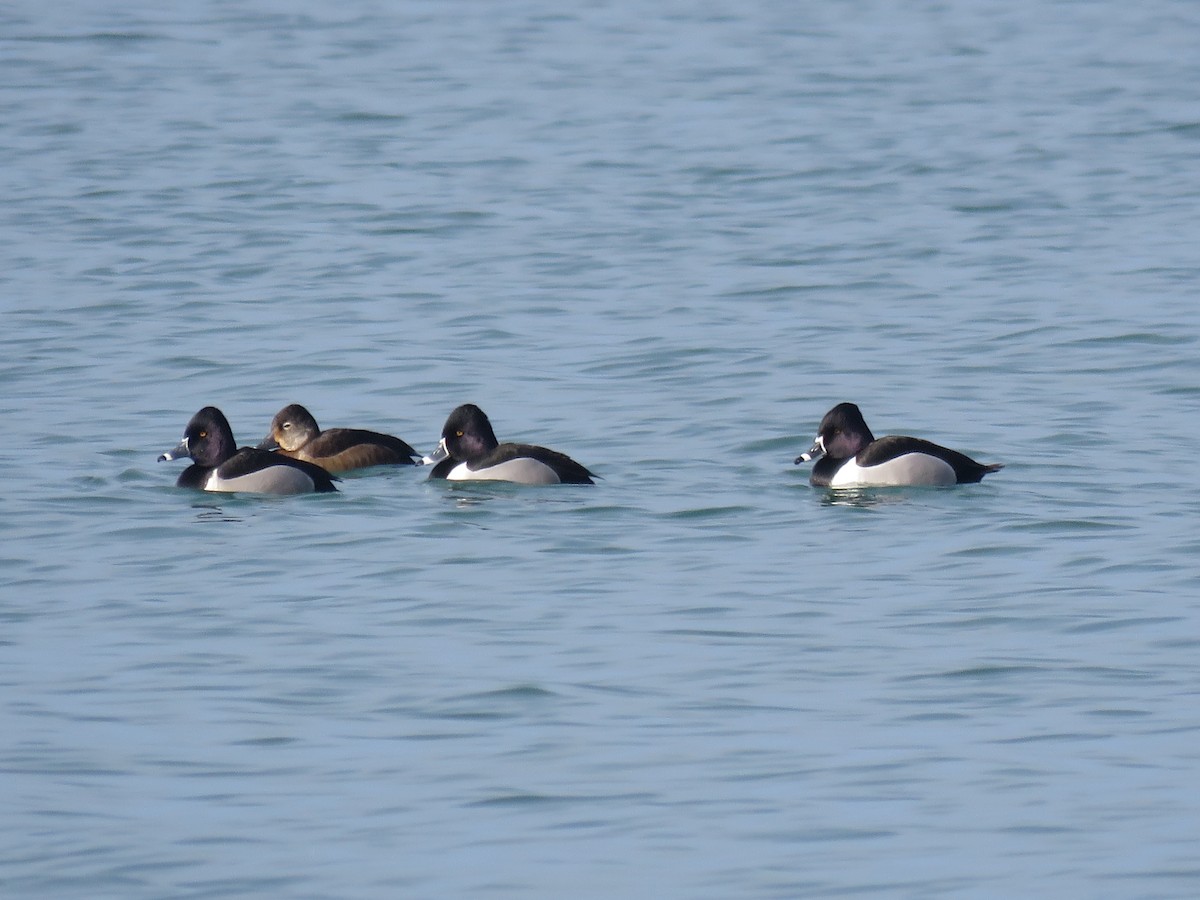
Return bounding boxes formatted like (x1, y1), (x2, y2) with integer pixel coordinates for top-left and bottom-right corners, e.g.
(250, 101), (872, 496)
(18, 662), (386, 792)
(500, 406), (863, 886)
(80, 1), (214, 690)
(256, 403), (418, 473)
(159, 406), (338, 494)
(423, 404), (596, 484)
(795, 402), (1002, 487)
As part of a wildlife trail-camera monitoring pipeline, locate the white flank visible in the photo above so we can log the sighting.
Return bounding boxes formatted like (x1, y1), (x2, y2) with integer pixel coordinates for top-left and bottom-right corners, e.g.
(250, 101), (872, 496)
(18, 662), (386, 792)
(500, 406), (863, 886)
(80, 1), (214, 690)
(205, 466), (316, 495)
(830, 453), (956, 487)
(447, 458), (561, 485)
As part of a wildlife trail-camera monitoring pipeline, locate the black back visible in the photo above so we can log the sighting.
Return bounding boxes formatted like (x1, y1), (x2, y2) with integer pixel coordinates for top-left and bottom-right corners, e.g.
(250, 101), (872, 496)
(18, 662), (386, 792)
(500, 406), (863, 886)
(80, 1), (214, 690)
(434, 404), (596, 484)
(858, 435), (1001, 483)
(802, 402), (1002, 486)
(166, 406), (338, 492)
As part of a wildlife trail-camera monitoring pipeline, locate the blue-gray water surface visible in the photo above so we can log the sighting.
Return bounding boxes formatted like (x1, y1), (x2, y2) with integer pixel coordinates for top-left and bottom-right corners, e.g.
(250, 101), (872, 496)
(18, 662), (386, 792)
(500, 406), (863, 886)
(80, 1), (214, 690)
(3, 1), (1200, 897)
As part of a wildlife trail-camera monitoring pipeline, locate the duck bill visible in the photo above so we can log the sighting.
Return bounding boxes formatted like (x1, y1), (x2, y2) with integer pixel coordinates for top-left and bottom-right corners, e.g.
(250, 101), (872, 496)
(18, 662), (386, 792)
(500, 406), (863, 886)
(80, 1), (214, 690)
(158, 438), (189, 462)
(256, 435), (281, 451)
(421, 438), (450, 467)
(794, 437), (824, 465)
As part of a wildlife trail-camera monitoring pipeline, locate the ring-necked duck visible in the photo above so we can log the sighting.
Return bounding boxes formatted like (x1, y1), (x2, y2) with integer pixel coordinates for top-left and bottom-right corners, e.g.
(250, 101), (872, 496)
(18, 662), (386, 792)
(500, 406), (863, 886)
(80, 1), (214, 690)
(160, 406), (338, 494)
(795, 402), (1003, 487)
(256, 403), (418, 473)
(423, 404), (596, 484)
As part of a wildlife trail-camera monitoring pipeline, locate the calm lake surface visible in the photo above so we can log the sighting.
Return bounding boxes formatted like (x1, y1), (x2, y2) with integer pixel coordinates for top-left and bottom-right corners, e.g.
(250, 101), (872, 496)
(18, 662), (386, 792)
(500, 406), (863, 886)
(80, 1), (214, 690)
(3, 1), (1200, 896)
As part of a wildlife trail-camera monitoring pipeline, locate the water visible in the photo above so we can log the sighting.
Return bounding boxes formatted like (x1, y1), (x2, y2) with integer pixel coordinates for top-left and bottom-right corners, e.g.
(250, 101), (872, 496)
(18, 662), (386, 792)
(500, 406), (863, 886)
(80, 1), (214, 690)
(3, 1), (1200, 896)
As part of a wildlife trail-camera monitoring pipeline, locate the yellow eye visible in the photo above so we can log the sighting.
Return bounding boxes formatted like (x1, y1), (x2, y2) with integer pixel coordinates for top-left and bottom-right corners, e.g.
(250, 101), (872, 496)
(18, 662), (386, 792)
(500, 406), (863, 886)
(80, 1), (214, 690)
(199, 430), (207, 438)
(456, 430), (463, 437)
